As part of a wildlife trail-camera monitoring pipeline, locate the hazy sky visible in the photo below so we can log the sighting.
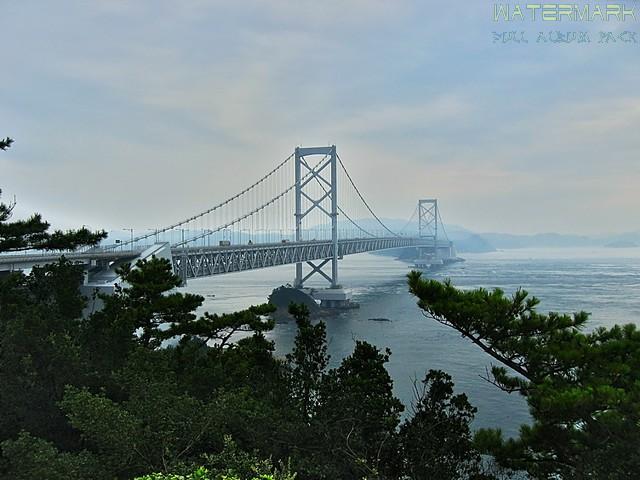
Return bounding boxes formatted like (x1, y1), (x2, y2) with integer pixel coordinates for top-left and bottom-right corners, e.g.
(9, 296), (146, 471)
(1, 1), (639, 235)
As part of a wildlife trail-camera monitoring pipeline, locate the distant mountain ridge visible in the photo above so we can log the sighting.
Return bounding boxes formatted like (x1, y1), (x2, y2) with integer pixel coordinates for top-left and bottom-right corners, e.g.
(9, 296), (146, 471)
(103, 220), (640, 254)
(375, 219), (640, 253)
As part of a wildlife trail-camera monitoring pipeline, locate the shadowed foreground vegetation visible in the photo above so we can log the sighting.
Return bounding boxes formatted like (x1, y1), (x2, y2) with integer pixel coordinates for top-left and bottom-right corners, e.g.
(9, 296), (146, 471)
(0, 254), (491, 479)
(1, 174), (638, 479)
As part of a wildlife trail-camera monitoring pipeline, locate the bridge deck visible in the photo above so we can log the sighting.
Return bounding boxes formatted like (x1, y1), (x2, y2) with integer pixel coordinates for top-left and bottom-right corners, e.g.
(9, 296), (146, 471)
(0, 249), (144, 270)
(0, 237), (452, 280)
(173, 237), (451, 279)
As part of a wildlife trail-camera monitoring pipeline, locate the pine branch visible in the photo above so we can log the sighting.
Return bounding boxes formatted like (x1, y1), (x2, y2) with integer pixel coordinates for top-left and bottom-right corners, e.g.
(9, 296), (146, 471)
(0, 137), (14, 150)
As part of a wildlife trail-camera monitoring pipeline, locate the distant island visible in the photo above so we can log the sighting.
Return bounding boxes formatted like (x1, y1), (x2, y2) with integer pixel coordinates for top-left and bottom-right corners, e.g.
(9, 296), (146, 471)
(366, 218), (640, 255)
(440, 227), (640, 253)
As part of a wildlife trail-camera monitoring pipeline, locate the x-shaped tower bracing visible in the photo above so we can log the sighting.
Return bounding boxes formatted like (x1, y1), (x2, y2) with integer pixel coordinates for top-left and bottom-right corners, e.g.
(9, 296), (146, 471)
(294, 145), (339, 288)
(419, 199), (438, 244)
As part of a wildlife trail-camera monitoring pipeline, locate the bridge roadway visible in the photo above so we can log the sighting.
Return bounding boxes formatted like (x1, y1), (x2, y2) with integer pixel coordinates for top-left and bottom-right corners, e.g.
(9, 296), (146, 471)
(173, 236), (426, 279)
(0, 236), (451, 281)
(0, 248), (145, 271)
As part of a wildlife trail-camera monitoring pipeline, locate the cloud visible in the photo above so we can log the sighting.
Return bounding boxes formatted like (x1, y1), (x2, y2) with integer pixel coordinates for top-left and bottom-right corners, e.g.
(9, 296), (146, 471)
(1, 1), (638, 235)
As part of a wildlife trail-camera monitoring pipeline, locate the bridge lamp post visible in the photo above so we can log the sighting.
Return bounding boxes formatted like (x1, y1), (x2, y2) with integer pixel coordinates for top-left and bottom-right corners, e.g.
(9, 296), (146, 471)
(145, 229), (158, 245)
(122, 228), (134, 249)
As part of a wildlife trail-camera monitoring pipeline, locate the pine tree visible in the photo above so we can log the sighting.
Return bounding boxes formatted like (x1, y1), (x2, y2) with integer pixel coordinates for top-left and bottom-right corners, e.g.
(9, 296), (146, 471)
(0, 137), (106, 252)
(408, 270), (640, 479)
(0, 137), (14, 150)
(286, 304), (330, 419)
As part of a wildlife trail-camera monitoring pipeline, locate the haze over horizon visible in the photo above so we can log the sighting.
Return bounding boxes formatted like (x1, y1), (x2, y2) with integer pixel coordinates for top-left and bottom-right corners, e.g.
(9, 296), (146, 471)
(1, 1), (638, 236)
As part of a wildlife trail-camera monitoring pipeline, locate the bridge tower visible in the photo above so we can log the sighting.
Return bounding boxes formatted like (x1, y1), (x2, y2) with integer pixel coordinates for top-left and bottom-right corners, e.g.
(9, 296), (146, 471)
(294, 145), (339, 289)
(415, 199), (440, 268)
(418, 199), (438, 244)
(414, 198), (455, 268)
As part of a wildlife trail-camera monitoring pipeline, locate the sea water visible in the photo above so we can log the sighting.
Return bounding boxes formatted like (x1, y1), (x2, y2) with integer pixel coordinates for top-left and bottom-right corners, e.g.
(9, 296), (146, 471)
(183, 247), (640, 437)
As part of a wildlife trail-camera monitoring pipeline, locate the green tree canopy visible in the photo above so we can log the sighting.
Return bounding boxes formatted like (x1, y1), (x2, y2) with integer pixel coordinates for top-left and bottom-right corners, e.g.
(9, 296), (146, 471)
(398, 370), (489, 480)
(285, 304), (329, 420)
(408, 270), (640, 479)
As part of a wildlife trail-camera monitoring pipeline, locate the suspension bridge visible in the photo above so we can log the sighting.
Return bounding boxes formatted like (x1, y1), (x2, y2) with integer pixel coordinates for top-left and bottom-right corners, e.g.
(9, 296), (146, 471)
(0, 146), (457, 308)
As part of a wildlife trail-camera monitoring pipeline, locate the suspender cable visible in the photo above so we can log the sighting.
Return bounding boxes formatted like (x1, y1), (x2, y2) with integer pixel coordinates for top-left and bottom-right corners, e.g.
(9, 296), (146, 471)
(104, 152), (294, 250)
(337, 154), (399, 237)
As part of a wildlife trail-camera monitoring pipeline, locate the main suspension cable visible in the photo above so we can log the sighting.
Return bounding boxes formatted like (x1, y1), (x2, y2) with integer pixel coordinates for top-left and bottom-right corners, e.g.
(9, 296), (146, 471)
(104, 152), (294, 250)
(337, 154), (399, 237)
(173, 156), (326, 248)
(309, 174), (376, 238)
(437, 207), (449, 241)
(398, 203), (419, 234)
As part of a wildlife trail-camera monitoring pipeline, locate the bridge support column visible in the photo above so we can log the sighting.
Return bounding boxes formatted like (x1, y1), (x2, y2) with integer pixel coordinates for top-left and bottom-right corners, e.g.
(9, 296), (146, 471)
(330, 145), (339, 288)
(294, 147), (303, 288)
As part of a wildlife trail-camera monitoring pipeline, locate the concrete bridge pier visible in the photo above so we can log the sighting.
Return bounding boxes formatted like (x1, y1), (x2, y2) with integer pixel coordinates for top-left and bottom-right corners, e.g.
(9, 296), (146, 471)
(310, 286), (358, 310)
(413, 240), (458, 270)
